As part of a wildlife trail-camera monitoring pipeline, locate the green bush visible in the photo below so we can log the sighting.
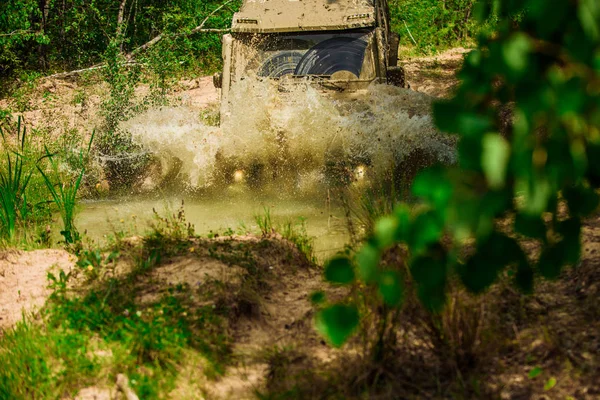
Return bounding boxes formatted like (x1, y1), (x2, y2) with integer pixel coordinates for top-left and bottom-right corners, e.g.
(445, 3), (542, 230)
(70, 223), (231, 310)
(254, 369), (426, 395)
(318, 0), (600, 350)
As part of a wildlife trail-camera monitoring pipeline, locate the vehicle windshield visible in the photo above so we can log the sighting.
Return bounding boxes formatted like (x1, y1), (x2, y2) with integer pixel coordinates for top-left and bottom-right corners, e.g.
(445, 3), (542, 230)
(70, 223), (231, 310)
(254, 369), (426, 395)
(234, 30), (376, 81)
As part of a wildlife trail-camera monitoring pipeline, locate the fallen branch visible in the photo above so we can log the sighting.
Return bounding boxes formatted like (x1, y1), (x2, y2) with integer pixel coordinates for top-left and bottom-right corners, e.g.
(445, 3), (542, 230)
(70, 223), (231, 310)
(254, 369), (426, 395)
(45, 61), (140, 79)
(0, 30), (34, 38)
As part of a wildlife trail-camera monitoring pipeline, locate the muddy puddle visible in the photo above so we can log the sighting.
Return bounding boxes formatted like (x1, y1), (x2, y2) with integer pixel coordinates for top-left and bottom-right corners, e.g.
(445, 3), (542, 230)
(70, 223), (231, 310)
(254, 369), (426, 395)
(78, 193), (350, 260)
(79, 80), (456, 259)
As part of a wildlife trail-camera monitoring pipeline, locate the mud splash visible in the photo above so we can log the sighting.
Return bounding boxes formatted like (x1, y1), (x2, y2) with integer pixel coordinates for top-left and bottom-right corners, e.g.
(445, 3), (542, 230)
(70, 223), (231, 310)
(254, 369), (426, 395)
(121, 80), (455, 190)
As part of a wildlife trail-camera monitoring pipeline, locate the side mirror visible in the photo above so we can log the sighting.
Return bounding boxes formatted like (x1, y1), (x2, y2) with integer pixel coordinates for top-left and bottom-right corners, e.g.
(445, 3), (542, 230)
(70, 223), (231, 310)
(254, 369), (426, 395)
(213, 72), (223, 89)
(387, 66), (407, 88)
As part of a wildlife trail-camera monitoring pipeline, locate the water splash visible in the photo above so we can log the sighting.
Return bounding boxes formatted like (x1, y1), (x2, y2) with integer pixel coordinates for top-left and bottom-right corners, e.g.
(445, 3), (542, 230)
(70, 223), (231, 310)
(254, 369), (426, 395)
(121, 79), (456, 191)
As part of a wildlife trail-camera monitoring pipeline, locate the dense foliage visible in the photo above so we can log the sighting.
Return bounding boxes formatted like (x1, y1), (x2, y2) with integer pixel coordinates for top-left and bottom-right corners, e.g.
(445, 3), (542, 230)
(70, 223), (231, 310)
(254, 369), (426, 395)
(318, 0), (600, 348)
(0, 0), (241, 81)
(390, 0), (480, 52)
(0, 0), (499, 83)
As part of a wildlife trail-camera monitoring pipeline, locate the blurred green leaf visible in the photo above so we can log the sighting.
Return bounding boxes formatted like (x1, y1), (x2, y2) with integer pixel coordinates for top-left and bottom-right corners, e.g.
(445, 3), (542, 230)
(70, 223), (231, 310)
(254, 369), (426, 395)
(563, 184), (600, 217)
(538, 243), (566, 279)
(544, 377), (557, 391)
(356, 244), (380, 283)
(418, 283), (447, 313)
(557, 218), (582, 265)
(460, 233), (524, 293)
(482, 134), (511, 189)
(502, 33), (531, 76)
(528, 366), (543, 379)
(310, 291), (326, 305)
(324, 256), (355, 285)
(579, 0), (600, 40)
(411, 253), (446, 288)
(514, 213), (547, 240)
(412, 167), (453, 211)
(374, 216), (397, 248)
(434, 102), (492, 136)
(409, 212), (444, 255)
(393, 204), (411, 242)
(515, 259), (534, 294)
(378, 271), (404, 307)
(316, 304), (359, 348)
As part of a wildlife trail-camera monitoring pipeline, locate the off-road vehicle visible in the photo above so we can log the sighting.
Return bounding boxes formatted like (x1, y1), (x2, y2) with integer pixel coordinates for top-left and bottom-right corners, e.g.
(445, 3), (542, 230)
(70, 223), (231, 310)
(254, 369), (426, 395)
(213, 0), (407, 121)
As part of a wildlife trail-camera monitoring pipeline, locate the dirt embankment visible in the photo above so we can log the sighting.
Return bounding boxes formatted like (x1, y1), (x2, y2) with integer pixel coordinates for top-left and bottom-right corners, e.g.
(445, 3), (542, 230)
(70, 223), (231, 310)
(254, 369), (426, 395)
(1, 219), (599, 399)
(1, 49), (599, 399)
(0, 76), (219, 135)
(400, 47), (469, 98)
(0, 250), (76, 330)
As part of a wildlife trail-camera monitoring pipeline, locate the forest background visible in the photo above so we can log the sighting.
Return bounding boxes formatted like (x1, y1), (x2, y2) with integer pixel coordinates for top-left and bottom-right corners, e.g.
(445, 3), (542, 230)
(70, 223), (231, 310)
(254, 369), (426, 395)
(0, 0), (481, 88)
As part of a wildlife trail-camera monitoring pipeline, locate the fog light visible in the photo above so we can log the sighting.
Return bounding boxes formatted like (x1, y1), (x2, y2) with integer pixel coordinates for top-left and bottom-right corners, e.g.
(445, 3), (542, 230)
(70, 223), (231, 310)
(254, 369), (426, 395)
(233, 170), (245, 183)
(354, 165), (367, 181)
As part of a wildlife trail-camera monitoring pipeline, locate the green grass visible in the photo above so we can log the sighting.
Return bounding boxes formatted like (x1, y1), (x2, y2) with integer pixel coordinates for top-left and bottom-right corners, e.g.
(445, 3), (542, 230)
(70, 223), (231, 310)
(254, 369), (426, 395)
(37, 132), (94, 245)
(0, 319), (98, 399)
(0, 117), (34, 242)
(0, 210), (233, 398)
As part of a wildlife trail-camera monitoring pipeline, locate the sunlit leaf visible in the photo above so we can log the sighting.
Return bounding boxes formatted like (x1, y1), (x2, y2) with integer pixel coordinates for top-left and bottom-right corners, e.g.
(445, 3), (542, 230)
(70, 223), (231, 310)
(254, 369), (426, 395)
(502, 33), (531, 76)
(579, 0), (600, 40)
(544, 377), (557, 391)
(374, 215), (397, 248)
(481, 134), (511, 189)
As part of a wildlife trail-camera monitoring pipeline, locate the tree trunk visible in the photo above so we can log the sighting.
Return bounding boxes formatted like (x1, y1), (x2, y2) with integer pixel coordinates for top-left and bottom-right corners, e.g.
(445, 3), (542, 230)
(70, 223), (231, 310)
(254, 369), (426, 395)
(116, 0), (128, 52)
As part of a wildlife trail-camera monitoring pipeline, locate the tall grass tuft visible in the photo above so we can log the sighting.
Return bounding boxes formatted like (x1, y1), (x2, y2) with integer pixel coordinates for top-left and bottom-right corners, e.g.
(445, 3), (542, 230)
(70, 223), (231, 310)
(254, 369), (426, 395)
(0, 117), (34, 241)
(37, 133), (94, 244)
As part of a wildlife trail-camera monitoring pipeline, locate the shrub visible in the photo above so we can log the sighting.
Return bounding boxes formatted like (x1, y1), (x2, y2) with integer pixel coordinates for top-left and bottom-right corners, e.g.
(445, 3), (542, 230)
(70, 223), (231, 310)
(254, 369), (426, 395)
(318, 0), (600, 353)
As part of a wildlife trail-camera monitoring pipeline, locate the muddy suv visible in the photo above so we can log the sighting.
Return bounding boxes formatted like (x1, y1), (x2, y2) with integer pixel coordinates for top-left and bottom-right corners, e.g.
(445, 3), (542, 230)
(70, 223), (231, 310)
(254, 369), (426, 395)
(214, 0), (406, 121)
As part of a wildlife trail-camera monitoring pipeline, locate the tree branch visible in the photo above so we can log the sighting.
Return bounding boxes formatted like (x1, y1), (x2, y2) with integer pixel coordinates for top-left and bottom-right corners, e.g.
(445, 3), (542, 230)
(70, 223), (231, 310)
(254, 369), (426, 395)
(44, 0), (234, 80)
(0, 30), (34, 38)
(126, 0), (235, 59)
(45, 62), (140, 79)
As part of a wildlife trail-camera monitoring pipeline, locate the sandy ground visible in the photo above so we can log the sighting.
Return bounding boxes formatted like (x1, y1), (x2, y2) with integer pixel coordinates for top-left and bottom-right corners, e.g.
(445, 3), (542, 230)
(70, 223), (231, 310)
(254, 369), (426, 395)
(0, 76), (219, 135)
(401, 47), (470, 98)
(0, 249), (76, 331)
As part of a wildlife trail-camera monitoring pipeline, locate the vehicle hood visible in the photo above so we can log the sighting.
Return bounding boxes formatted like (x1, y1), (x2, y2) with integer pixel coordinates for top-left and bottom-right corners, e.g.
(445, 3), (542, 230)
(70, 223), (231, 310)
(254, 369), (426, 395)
(232, 0), (376, 33)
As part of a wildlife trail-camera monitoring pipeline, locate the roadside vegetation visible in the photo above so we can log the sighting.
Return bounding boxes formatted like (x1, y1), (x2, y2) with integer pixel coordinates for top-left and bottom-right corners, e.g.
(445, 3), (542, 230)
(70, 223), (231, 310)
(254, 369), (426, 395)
(0, 0), (598, 399)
